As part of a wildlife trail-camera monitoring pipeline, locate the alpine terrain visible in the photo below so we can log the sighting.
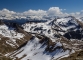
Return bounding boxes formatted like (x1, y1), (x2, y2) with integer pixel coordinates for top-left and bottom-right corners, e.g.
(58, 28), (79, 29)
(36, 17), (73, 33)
(0, 16), (83, 60)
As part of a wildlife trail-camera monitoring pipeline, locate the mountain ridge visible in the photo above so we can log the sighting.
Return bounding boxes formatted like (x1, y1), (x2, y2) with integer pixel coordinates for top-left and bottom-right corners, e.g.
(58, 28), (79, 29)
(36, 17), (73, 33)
(0, 16), (83, 60)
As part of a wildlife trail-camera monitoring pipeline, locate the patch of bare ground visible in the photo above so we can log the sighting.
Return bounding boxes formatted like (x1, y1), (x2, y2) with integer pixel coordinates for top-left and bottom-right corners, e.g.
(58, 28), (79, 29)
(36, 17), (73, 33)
(60, 50), (83, 60)
(60, 36), (83, 50)
(0, 35), (16, 54)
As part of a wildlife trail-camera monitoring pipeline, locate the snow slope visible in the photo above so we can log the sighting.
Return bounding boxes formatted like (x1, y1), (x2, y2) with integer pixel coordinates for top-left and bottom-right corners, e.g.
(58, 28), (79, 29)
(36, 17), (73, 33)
(9, 37), (71, 60)
(0, 24), (25, 47)
(0, 25), (24, 38)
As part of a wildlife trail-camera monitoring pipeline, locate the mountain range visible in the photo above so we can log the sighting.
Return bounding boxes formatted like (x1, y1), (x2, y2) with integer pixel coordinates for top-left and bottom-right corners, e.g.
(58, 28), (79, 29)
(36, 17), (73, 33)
(0, 16), (83, 60)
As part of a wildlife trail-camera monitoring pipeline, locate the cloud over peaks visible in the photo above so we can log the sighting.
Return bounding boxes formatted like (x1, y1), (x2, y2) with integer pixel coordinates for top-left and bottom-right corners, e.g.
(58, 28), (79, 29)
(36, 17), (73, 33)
(47, 7), (63, 15)
(0, 7), (83, 20)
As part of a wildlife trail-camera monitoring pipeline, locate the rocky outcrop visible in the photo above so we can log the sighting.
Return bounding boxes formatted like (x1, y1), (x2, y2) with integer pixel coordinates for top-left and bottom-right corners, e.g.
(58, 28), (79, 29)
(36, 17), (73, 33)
(0, 20), (4, 25)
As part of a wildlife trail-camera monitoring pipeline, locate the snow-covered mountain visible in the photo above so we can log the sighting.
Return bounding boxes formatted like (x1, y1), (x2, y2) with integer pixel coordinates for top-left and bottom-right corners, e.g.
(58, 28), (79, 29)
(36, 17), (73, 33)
(0, 16), (83, 60)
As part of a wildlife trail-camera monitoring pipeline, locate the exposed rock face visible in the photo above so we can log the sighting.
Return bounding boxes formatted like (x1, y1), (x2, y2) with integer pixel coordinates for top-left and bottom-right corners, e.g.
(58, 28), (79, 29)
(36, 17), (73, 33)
(0, 20), (4, 25)
(64, 30), (83, 40)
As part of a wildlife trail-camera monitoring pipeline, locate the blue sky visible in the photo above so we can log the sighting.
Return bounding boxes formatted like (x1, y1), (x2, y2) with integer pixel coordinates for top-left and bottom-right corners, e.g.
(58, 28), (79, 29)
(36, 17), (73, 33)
(0, 0), (83, 13)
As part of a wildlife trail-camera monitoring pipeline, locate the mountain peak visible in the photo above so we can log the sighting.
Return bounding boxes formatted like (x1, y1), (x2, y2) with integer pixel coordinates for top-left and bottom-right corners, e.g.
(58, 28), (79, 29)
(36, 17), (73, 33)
(0, 16), (83, 60)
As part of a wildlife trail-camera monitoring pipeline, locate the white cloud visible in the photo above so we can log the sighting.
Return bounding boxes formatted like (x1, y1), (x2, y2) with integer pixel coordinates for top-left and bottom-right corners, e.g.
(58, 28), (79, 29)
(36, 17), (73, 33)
(47, 7), (68, 17)
(23, 9), (47, 16)
(47, 7), (63, 16)
(0, 8), (16, 15)
(0, 7), (83, 20)
(0, 9), (17, 19)
(76, 12), (80, 15)
(22, 9), (47, 19)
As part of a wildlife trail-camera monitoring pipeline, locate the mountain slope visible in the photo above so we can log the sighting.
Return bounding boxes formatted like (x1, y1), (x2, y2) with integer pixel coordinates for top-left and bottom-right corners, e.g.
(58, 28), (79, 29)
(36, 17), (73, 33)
(0, 20), (32, 60)
(0, 16), (83, 60)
